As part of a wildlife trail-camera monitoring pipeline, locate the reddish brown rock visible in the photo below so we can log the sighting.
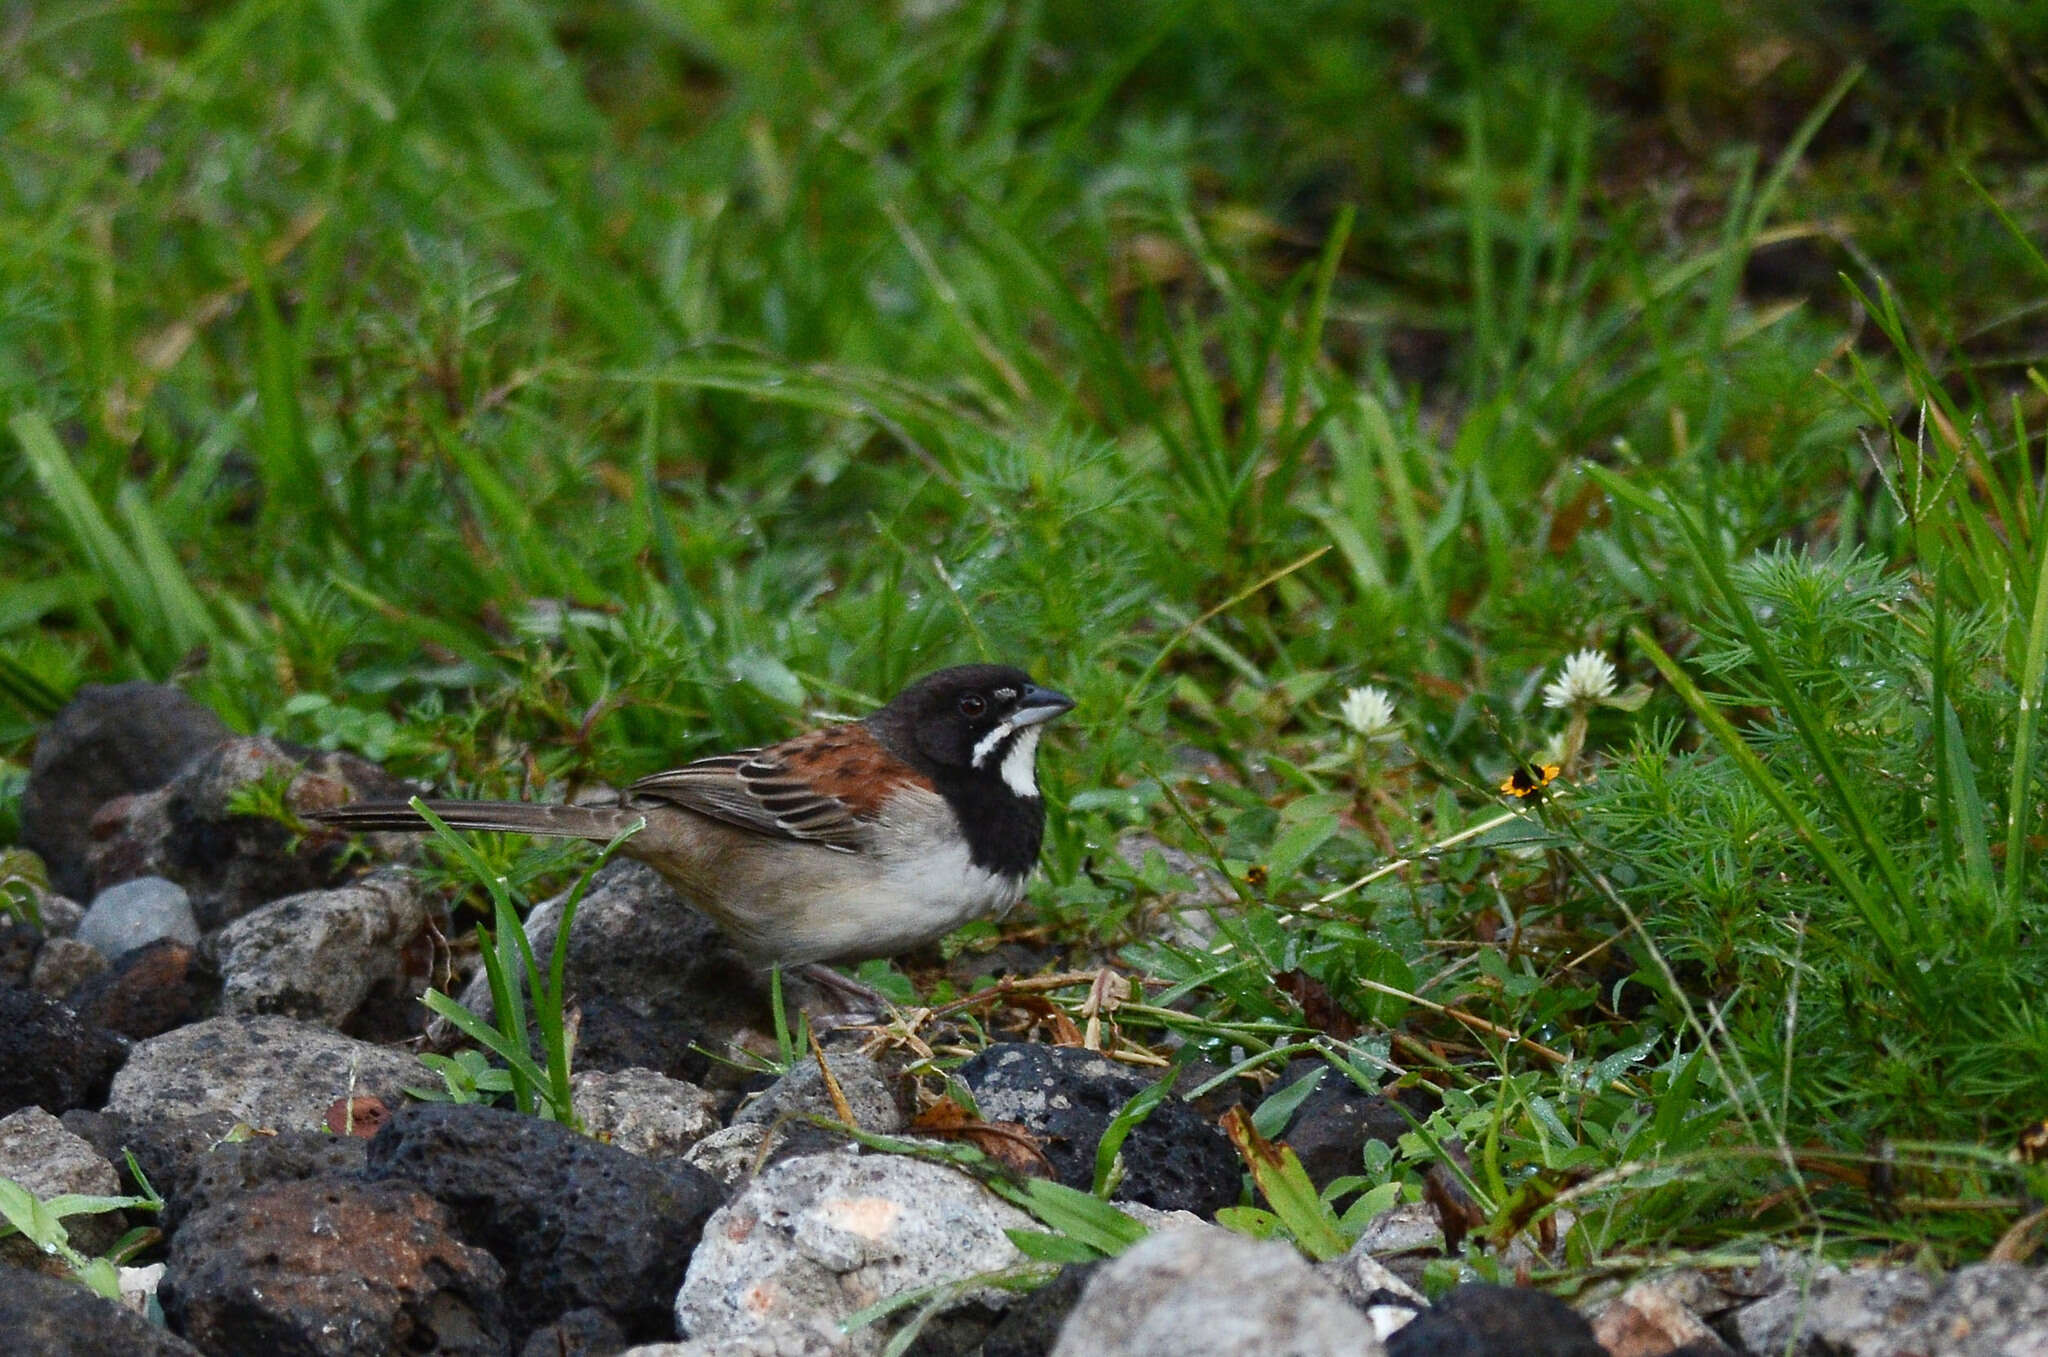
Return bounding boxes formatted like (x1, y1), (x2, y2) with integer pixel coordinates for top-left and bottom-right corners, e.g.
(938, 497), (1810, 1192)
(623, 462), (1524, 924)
(162, 1177), (509, 1356)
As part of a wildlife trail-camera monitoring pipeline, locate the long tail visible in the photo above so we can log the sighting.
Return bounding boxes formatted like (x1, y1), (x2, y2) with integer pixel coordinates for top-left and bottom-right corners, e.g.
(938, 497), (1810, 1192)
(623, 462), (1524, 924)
(309, 799), (641, 843)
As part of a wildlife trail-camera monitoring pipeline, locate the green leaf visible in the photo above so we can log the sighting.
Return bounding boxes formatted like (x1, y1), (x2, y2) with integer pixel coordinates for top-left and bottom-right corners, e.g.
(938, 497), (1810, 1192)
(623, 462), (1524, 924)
(1005, 1227), (1103, 1264)
(1214, 1205), (1282, 1239)
(1092, 1067), (1178, 1197)
(0, 1177), (67, 1249)
(1221, 1107), (1349, 1261)
(1265, 794), (1345, 882)
(0, 575), (103, 636)
(1251, 1067), (1326, 1141)
(1005, 1178), (1150, 1258)
(419, 989), (551, 1094)
(1335, 1181), (1403, 1233)
(75, 1256), (122, 1301)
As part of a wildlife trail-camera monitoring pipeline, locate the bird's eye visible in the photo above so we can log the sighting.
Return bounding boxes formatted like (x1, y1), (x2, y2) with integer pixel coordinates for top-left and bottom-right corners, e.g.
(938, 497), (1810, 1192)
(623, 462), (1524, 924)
(958, 693), (987, 718)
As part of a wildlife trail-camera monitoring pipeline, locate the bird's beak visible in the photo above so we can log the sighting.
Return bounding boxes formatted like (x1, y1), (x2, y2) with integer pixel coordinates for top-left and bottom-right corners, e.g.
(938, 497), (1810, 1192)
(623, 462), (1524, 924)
(1012, 684), (1076, 726)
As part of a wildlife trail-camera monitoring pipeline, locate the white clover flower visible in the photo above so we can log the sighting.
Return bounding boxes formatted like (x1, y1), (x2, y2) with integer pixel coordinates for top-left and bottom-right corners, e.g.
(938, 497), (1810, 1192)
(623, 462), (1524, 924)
(1339, 684), (1399, 739)
(1542, 649), (1618, 710)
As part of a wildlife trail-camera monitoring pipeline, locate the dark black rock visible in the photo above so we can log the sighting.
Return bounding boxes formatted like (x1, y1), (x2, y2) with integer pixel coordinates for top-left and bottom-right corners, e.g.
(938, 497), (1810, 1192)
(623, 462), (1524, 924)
(162, 1177), (510, 1356)
(982, 1262), (1098, 1357)
(0, 1262), (207, 1356)
(0, 921), (39, 987)
(956, 1043), (1241, 1217)
(1173, 1055), (1256, 1121)
(167, 1127), (370, 1231)
(62, 1108), (242, 1207)
(1278, 1061), (1435, 1189)
(363, 1101), (724, 1340)
(20, 681), (230, 899)
(517, 1306), (627, 1357)
(1387, 1282), (1607, 1357)
(70, 937), (212, 1040)
(0, 988), (126, 1117)
(571, 993), (715, 1084)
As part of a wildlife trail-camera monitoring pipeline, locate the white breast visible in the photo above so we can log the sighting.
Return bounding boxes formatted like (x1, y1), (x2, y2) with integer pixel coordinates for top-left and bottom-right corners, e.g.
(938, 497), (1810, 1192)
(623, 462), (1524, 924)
(719, 784), (1027, 965)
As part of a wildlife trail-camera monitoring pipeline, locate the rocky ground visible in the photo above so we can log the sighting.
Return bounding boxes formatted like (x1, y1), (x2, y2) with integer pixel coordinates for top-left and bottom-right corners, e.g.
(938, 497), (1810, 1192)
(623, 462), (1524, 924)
(3, 682), (2045, 1355)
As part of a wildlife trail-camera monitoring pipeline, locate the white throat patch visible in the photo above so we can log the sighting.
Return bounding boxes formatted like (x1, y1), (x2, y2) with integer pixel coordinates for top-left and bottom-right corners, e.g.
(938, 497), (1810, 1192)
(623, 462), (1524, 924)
(970, 719), (1014, 770)
(997, 725), (1042, 798)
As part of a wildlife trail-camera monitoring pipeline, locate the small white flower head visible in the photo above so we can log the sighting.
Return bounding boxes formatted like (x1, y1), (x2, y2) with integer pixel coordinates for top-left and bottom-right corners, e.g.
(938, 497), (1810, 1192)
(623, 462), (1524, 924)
(1542, 649), (1618, 710)
(1340, 684), (1399, 740)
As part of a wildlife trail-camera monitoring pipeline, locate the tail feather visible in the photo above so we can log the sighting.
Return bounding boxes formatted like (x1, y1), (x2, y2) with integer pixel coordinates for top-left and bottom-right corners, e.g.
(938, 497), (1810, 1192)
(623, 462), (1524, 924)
(310, 800), (639, 843)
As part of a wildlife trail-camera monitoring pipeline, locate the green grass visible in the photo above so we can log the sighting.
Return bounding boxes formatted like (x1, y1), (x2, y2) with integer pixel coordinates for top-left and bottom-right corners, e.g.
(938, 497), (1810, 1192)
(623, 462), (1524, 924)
(5, 0), (2048, 1276)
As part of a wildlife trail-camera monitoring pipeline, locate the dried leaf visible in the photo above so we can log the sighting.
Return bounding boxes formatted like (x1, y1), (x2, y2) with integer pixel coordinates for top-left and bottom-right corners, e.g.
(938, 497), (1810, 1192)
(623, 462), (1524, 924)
(1219, 1105), (1349, 1261)
(911, 1096), (1054, 1178)
(325, 1095), (390, 1139)
(1275, 969), (1361, 1039)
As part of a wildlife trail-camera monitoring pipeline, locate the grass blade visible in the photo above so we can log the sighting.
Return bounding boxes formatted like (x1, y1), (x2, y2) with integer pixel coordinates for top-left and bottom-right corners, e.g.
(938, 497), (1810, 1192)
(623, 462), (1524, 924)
(11, 412), (168, 667)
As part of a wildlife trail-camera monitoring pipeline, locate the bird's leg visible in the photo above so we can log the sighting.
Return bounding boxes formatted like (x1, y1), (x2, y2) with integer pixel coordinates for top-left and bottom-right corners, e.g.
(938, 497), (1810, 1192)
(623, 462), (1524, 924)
(795, 962), (901, 1027)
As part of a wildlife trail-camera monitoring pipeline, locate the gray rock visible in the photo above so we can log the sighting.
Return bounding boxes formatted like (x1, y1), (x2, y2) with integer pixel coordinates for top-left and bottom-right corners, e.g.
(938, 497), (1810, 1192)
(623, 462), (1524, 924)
(620, 1318), (851, 1356)
(20, 681), (230, 900)
(86, 735), (414, 929)
(1113, 1202), (1212, 1233)
(1891, 1263), (2048, 1356)
(0, 1106), (125, 1259)
(37, 892), (87, 936)
(1731, 1260), (2048, 1357)
(0, 1262), (206, 1356)
(1050, 1227), (1383, 1356)
(683, 1122), (774, 1189)
(1590, 1278), (1732, 1356)
(30, 935), (108, 997)
(1349, 1198), (1443, 1291)
(1734, 1264), (1925, 1356)
(119, 1261), (166, 1315)
(677, 1152), (1034, 1354)
(1120, 832), (1232, 952)
(106, 1014), (423, 1131)
(75, 876), (198, 959)
(214, 871), (429, 1028)
(676, 1049), (907, 1182)
(572, 1066), (722, 1160)
(162, 1177), (509, 1356)
(734, 1048), (903, 1134)
(1321, 1231), (1427, 1341)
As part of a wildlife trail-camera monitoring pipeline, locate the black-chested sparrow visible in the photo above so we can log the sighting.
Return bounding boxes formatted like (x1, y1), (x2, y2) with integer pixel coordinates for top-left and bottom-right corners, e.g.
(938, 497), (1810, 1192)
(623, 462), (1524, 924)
(309, 665), (1074, 968)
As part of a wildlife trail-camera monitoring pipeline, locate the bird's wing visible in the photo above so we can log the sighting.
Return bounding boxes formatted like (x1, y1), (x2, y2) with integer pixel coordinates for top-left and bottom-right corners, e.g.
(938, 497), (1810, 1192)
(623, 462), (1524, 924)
(627, 724), (920, 852)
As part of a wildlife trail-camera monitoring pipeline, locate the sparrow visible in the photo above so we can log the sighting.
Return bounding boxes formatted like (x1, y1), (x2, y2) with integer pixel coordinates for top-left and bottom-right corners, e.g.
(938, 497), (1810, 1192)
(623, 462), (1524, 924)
(308, 664), (1074, 968)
